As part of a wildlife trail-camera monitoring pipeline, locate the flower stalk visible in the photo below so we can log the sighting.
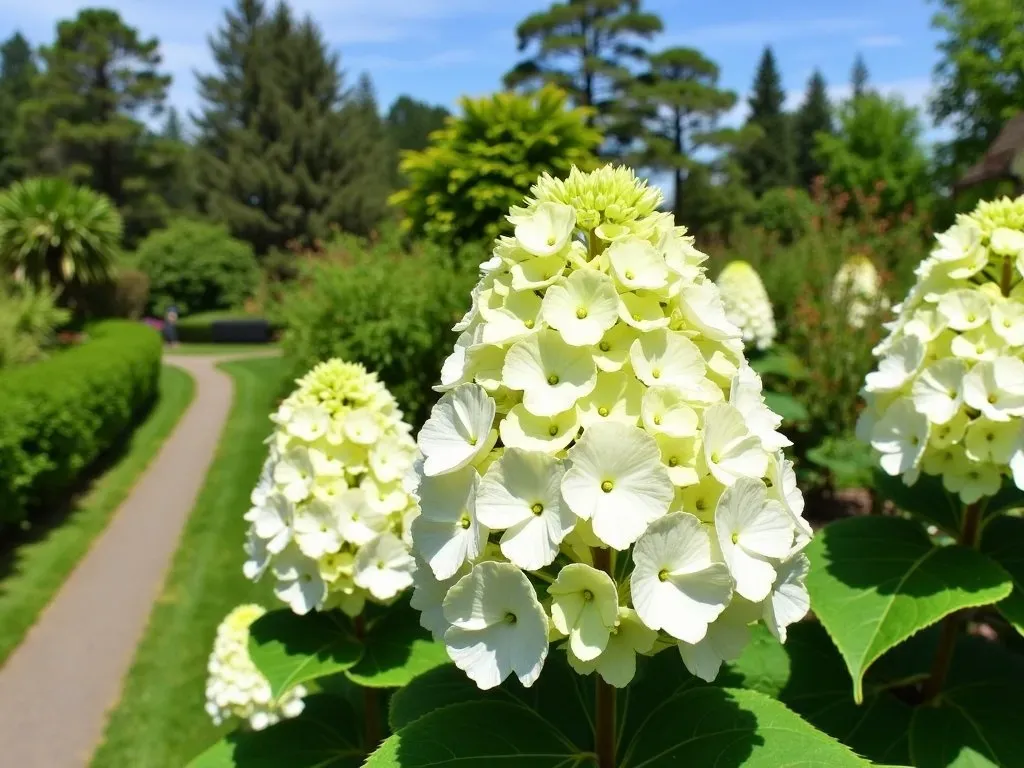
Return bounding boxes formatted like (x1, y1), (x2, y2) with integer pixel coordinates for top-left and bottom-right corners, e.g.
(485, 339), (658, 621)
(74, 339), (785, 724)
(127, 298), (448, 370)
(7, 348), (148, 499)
(592, 546), (616, 768)
(354, 614), (382, 751)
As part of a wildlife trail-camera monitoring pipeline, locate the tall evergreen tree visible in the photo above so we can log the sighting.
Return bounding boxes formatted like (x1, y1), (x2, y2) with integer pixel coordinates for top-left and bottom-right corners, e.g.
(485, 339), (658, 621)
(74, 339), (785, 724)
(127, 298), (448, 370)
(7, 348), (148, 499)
(194, 0), (390, 253)
(386, 96), (449, 153)
(503, 0), (663, 138)
(0, 33), (37, 186)
(738, 46), (796, 195)
(161, 107), (185, 141)
(851, 53), (870, 99)
(625, 47), (738, 213)
(16, 9), (174, 242)
(795, 70), (833, 188)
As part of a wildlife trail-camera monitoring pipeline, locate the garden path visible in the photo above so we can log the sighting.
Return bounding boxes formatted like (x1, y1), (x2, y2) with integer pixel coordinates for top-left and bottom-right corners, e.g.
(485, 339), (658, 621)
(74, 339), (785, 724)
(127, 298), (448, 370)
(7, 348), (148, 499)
(0, 349), (279, 768)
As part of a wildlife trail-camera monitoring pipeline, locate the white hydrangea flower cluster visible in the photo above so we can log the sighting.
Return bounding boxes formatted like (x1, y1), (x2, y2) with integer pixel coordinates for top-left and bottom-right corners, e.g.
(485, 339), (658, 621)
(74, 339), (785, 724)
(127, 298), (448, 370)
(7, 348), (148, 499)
(243, 359), (418, 616)
(410, 166), (812, 691)
(715, 260), (777, 350)
(204, 604), (306, 730)
(832, 254), (889, 329)
(859, 196), (1024, 504)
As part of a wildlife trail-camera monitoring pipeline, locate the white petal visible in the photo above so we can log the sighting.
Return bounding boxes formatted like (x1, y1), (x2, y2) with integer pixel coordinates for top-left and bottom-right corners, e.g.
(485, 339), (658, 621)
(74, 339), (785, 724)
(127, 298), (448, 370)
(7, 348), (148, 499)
(419, 385), (497, 476)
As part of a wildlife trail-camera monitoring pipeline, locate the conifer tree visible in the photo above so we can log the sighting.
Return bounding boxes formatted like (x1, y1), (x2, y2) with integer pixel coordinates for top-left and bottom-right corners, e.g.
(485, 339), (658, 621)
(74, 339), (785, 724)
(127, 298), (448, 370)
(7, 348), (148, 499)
(15, 10), (173, 241)
(738, 46), (796, 195)
(795, 70), (833, 188)
(851, 53), (870, 99)
(0, 33), (37, 186)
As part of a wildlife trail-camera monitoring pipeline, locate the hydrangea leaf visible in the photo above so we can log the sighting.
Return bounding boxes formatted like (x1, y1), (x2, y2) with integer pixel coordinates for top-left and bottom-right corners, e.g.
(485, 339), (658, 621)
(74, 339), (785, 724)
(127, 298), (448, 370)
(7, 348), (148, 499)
(870, 470), (961, 536)
(979, 515), (1024, 635)
(762, 391), (809, 423)
(366, 700), (588, 768)
(188, 694), (362, 767)
(805, 516), (1013, 702)
(619, 686), (870, 767)
(248, 609), (363, 698)
(387, 664), (487, 732)
(344, 601), (450, 688)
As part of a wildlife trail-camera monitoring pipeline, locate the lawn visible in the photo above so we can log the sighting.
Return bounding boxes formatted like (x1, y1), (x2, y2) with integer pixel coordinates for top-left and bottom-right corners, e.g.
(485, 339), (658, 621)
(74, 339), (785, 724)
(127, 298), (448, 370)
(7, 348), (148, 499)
(0, 364), (196, 667)
(169, 342), (280, 356)
(90, 356), (287, 768)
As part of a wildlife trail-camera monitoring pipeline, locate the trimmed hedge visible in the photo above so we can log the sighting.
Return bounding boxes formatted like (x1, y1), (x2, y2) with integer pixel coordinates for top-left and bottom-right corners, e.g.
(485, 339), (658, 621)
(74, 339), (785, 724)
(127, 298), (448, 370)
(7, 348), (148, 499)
(0, 320), (162, 527)
(176, 311), (274, 344)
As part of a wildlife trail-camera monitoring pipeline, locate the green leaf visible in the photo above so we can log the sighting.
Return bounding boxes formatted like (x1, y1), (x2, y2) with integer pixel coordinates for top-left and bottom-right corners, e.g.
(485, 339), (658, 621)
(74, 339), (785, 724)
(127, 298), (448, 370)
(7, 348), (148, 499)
(344, 602), (450, 688)
(619, 686), (869, 767)
(763, 390), (810, 422)
(806, 516), (1013, 702)
(366, 700), (590, 768)
(909, 681), (1024, 767)
(248, 609), (363, 698)
(749, 347), (809, 380)
(723, 623), (915, 766)
(805, 436), (876, 489)
(980, 515), (1024, 635)
(388, 664), (489, 732)
(871, 469), (962, 536)
(187, 694), (363, 767)
(984, 480), (1024, 516)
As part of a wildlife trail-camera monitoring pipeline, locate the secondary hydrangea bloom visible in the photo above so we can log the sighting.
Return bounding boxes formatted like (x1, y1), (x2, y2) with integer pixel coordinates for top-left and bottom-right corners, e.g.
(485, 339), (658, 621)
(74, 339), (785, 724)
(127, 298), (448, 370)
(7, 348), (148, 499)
(715, 261), (776, 350)
(411, 166), (812, 691)
(859, 195), (1024, 504)
(832, 254), (889, 329)
(204, 604), (306, 730)
(242, 359), (418, 615)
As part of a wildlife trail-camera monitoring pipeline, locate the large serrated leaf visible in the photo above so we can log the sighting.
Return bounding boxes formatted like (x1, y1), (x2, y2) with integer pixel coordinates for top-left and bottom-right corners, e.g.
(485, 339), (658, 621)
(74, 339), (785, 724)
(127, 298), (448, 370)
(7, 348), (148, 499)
(248, 609), (363, 698)
(344, 602), (450, 688)
(980, 515), (1024, 636)
(388, 663), (488, 732)
(763, 390), (810, 422)
(619, 686), (870, 767)
(871, 470), (961, 536)
(366, 700), (590, 768)
(806, 516), (1013, 702)
(187, 694), (362, 767)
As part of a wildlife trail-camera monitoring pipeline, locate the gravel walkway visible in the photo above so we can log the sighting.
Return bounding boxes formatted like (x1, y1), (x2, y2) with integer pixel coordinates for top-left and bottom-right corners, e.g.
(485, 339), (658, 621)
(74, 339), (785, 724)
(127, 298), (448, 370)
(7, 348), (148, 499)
(0, 352), (273, 767)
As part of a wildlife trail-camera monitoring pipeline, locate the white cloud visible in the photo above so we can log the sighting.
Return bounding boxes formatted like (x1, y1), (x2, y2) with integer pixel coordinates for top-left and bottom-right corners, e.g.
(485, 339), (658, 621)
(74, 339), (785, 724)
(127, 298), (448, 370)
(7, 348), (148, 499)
(858, 35), (904, 49)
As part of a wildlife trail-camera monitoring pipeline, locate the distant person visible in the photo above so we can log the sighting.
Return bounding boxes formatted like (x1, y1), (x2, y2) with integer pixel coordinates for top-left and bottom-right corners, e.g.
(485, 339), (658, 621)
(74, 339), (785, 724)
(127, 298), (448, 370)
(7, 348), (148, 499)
(163, 303), (180, 347)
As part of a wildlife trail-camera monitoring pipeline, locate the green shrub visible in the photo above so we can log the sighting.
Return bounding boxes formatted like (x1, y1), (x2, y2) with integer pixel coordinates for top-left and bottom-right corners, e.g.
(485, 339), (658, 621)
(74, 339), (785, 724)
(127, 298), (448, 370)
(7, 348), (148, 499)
(751, 187), (816, 243)
(135, 220), (258, 315)
(0, 178), (122, 297)
(0, 281), (71, 369)
(273, 236), (479, 426)
(390, 86), (601, 249)
(0, 320), (161, 526)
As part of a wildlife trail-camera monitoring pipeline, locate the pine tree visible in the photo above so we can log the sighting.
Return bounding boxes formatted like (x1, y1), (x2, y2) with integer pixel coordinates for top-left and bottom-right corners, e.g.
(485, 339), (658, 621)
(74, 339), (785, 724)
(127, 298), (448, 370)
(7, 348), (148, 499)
(386, 96), (449, 153)
(161, 107), (185, 141)
(503, 0), (663, 140)
(0, 33), (37, 186)
(15, 9), (174, 242)
(195, 0), (391, 253)
(738, 46), (796, 195)
(625, 47), (738, 213)
(851, 53), (870, 99)
(795, 70), (833, 188)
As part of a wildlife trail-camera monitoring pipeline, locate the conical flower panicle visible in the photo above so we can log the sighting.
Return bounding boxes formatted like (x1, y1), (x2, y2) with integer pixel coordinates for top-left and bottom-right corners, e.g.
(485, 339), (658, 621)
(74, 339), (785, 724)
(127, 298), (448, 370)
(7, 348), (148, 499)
(204, 604), (306, 730)
(411, 165), (812, 691)
(832, 254), (889, 329)
(243, 359), (419, 615)
(860, 196), (1024, 503)
(716, 260), (777, 350)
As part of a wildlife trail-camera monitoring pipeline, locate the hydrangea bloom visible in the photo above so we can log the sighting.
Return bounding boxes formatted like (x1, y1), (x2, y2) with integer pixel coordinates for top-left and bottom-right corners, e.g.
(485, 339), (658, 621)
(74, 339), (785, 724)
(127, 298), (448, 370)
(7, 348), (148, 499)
(243, 359), (418, 615)
(204, 604), (306, 730)
(860, 196), (1024, 504)
(832, 254), (889, 329)
(715, 261), (776, 350)
(411, 166), (811, 691)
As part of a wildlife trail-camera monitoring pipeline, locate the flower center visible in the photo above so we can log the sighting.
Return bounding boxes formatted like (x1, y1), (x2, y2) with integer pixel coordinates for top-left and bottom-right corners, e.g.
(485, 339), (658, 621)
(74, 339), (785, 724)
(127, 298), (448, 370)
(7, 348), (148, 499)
(505, 612), (518, 624)
(658, 569), (669, 582)
(598, 406), (609, 417)
(695, 498), (706, 511)
(582, 589), (593, 602)
(653, 414), (662, 425)
(631, 313), (641, 322)
(376, 560), (385, 569)
(711, 452), (721, 463)
(625, 270), (635, 280)
(599, 341), (611, 352)
(601, 480), (614, 493)
(576, 307), (588, 319)
(731, 532), (739, 544)
(459, 513), (471, 529)
(547, 235), (556, 246)
(988, 394), (997, 404)
(651, 368), (661, 379)
(668, 456), (678, 467)
(547, 374), (560, 385)
(302, 574), (312, 583)
(765, 477), (774, 488)
(531, 502), (544, 515)
(524, 319), (535, 329)
(548, 425), (559, 436)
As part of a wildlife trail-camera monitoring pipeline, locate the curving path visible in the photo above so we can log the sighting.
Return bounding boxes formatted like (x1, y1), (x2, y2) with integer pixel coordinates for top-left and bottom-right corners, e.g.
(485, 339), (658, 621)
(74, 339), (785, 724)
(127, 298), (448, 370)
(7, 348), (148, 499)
(0, 351), (275, 768)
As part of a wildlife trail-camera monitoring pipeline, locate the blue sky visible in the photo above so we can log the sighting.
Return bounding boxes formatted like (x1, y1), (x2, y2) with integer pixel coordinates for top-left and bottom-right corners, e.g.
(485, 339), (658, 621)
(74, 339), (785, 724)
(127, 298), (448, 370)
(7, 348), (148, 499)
(0, 0), (945, 135)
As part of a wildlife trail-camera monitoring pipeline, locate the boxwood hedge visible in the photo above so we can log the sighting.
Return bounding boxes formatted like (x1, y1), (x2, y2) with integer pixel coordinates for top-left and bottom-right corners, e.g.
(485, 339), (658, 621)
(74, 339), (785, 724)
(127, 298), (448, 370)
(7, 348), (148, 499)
(0, 321), (162, 527)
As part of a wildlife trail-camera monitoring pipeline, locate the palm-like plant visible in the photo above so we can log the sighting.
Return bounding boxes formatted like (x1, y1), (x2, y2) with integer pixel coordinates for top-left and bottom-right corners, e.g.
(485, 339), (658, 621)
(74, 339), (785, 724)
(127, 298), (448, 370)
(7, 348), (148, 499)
(0, 178), (123, 293)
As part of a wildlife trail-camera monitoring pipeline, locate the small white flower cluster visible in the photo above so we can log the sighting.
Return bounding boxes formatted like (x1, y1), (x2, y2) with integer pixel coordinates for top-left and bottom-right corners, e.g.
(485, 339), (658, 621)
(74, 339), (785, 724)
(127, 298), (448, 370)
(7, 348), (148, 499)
(859, 196), (1024, 504)
(243, 359), (418, 615)
(204, 604), (306, 730)
(410, 166), (812, 691)
(832, 254), (889, 329)
(715, 260), (777, 350)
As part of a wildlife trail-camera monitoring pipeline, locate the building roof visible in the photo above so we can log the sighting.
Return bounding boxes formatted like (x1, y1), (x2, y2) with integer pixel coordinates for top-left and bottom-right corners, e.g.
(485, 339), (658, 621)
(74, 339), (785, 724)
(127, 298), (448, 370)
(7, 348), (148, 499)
(956, 112), (1024, 191)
